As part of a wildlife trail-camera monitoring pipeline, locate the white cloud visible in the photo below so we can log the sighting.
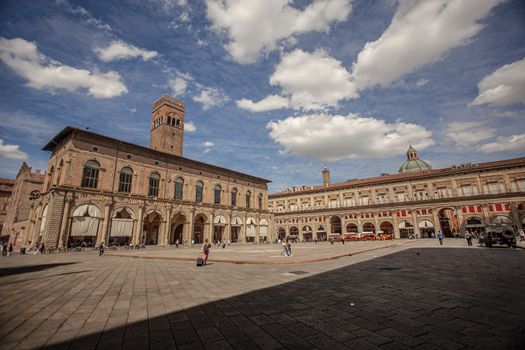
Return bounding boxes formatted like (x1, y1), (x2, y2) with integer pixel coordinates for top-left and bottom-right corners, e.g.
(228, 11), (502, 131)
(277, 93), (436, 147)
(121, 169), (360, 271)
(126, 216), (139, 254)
(416, 79), (430, 87)
(0, 37), (127, 98)
(267, 113), (434, 161)
(239, 49), (357, 111)
(58, 1), (113, 32)
(201, 140), (214, 153)
(480, 134), (525, 153)
(206, 0), (352, 64)
(95, 40), (158, 62)
(193, 86), (230, 110)
(471, 57), (525, 106)
(237, 95), (290, 112)
(0, 139), (28, 160)
(445, 121), (495, 147)
(350, 0), (504, 91)
(185, 121), (196, 132)
(169, 75), (189, 96)
(149, 0), (187, 10)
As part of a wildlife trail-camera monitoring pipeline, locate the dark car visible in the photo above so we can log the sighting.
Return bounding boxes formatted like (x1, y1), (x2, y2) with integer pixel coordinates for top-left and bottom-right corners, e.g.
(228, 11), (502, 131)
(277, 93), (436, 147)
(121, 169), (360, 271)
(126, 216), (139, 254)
(479, 224), (517, 248)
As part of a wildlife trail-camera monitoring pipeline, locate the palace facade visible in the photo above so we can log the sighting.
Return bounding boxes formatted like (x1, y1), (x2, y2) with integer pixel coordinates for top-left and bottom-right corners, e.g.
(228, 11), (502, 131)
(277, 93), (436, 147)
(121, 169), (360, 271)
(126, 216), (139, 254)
(19, 95), (272, 250)
(268, 147), (525, 241)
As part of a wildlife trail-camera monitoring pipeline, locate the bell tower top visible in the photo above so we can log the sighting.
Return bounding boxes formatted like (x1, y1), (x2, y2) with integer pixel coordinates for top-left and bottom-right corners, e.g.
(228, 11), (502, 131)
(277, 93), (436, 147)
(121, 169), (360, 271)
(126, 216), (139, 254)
(149, 94), (185, 156)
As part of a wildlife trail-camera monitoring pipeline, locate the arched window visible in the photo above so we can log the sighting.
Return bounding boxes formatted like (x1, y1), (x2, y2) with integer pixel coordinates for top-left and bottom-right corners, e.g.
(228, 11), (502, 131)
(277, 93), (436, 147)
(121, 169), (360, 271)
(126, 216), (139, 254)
(174, 177), (184, 200)
(245, 191), (251, 209)
(258, 193), (263, 209)
(231, 188), (237, 207)
(195, 181), (203, 203)
(118, 167), (133, 193)
(148, 173), (160, 197)
(81, 160), (100, 188)
(214, 184), (221, 205)
(167, 116), (172, 125)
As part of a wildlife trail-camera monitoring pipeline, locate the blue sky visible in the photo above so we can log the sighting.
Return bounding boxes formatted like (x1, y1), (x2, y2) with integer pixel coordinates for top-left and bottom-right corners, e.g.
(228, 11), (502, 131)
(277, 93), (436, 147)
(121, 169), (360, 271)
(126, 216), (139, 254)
(0, 0), (524, 191)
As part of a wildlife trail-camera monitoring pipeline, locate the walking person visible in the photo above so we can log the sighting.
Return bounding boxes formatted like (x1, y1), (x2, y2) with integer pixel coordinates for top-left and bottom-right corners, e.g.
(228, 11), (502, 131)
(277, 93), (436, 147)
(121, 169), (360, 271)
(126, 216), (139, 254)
(465, 231), (473, 246)
(437, 230), (444, 246)
(39, 242), (45, 254)
(281, 241), (287, 256)
(287, 241), (292, 256)
(1, 242), (6, 256)
(98, 242), (105, 256)
(7, 243), (13, 256)
(200, 239), (211, 265)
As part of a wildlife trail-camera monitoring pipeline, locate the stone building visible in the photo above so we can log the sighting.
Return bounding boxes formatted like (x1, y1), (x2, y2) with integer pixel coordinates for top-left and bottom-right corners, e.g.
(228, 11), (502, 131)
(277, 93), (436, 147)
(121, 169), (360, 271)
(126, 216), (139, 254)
(24, 95), (272, 250)
(0, 177), (15, 242)
(0, 163), (45, 247)
(269, 146), (525, 241)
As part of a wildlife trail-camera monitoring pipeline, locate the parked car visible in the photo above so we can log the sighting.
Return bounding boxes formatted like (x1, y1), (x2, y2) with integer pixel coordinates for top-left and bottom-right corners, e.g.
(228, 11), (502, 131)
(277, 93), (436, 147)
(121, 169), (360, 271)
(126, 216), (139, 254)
(479, 224), (517, 248)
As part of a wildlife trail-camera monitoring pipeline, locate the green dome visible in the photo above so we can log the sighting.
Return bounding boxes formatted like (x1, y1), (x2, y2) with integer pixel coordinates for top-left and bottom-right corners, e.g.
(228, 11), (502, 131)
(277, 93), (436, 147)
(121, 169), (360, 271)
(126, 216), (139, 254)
(398, 145), (432, 173)
(398, 159), (432, 173)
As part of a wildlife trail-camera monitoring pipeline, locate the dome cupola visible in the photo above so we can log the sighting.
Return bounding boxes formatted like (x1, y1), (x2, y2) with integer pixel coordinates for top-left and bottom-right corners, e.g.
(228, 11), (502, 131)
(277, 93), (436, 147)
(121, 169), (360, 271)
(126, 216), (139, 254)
(398, 145), (432, 173)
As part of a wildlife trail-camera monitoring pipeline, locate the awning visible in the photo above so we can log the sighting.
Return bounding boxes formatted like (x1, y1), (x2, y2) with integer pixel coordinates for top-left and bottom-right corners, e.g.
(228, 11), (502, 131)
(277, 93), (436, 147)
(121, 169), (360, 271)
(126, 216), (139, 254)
(231, 216), (242, 227)
(418, 220), (434, 228)
(213, 215), (227, 226)
(111, 218), (134, 237)
(73, 204), (102, 218)
(71, 217), (99, 236)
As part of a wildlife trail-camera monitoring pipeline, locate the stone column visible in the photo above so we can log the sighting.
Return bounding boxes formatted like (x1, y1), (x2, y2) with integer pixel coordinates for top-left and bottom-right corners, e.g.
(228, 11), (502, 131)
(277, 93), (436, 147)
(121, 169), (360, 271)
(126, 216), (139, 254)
(58, 197), (73, 248)
(510, 203), (522, 229)
(392, 212), (400, 239)
(481, 204), (491, 226)
(133, 205), (144, 245)
(29, 203), (42, 249)
(226, 213), (232, 242)
(432, 208), (440, 235)
(188, 208), (195, 244)
(411, 209), (419, 238)
(164, 207), (172, 246)
(97, 200), (112, 245)
(42, 191), (66, 249)
(373, 214), (380, 235)
(25, 204), (36, 247)
(455, 206), (464, 236)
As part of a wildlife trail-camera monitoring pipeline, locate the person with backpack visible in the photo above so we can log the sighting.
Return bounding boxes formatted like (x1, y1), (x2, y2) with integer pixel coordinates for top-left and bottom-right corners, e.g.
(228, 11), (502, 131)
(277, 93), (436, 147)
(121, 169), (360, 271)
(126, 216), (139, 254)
(200, 239), (211, 265)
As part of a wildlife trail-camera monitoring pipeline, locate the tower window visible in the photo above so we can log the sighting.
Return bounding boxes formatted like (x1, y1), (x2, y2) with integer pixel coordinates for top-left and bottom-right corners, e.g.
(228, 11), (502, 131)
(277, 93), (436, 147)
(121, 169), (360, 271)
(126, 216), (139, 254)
(81, 160), (100, 188)
(246, 191), (251, 209)
(231, 188), (237, 207)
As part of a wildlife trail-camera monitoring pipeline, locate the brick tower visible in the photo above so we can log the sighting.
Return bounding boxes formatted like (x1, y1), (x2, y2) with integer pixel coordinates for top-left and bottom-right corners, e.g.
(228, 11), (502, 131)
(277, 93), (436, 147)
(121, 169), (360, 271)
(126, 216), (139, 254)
(149, 94), (185, 156)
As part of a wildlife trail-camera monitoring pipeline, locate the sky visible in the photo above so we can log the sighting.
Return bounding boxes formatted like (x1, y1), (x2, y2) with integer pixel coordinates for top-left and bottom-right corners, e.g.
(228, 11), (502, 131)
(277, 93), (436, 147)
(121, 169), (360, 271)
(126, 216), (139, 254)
(0, 0), (524, 192)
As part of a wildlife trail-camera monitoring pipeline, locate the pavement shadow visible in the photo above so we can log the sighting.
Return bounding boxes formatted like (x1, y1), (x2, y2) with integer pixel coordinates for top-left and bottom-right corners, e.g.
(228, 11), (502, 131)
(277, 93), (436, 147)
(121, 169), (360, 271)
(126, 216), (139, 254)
(0, 262), (77, 277)
(42, 248), (525, 349)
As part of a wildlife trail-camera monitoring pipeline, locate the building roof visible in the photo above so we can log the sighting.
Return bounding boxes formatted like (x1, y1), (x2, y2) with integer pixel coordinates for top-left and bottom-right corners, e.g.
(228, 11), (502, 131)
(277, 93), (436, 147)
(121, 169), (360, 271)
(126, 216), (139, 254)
(269, 156), (525, 198)
(43, 126), (271, 184)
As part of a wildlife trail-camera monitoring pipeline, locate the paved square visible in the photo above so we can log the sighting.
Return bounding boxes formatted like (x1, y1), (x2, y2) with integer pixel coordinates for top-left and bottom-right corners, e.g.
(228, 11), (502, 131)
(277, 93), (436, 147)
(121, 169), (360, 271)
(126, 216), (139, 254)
(0, 241), (524, 349)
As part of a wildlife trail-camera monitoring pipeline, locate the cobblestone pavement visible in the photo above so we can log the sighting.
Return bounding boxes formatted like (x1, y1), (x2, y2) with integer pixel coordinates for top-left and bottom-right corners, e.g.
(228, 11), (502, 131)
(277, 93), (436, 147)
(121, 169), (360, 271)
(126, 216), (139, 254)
(0, 241), (523, 350)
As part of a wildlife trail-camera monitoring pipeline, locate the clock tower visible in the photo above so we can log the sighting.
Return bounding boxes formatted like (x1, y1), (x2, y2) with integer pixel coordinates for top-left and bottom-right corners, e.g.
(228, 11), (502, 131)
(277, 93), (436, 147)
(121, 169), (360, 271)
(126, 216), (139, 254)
(149, 94), (185, 156)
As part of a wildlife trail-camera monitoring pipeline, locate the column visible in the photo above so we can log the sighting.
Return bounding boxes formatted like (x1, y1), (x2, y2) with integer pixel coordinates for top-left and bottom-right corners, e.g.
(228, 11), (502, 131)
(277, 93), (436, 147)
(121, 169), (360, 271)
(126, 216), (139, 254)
(164, 207), (172, 246)
(432, 207), (440, 235)
(226, 212), (232, 242)
(510, 203), (522, 229)
(373, 214), (380, 235)
(188, 209), (195, 244)
(481, 204), (491, 225)
(58, 197), (73, 248)
(29, 203), (42, 249)
(25, 204), (36, 247)
(97, 200), (112, 245)
(392, 212), (400, 239)
(133, 205), (144, 245)
(455, 206), (464, 236)
(411, 209), (419, 238)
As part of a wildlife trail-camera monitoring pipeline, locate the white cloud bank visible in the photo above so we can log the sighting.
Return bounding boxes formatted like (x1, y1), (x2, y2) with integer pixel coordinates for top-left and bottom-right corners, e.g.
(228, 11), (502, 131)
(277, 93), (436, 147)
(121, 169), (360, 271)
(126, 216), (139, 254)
(193, 86), (230, 110)
(236, 95), (290, 112)
(238, 0), (503, 112)
(471, 57), (525, 106)
(0, 139), (28, 160)
(0, 37), (127, 98)
(480, 134), (525, 153)
(350, 0), (504, 91)
(267, 113), (434, 161)
(201, 141), (214, 153)
(445, 122), (495, 147)
(206, 0), (352, 64)
(185, 121), (196, 132)
(95, 40), (158, 62)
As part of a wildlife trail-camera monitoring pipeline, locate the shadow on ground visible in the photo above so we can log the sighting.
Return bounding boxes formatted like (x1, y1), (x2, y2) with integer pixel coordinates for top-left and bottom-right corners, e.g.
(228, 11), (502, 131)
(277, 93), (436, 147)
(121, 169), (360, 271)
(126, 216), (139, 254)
(0, 262), (78, 278)
(45, 249), (525, 349)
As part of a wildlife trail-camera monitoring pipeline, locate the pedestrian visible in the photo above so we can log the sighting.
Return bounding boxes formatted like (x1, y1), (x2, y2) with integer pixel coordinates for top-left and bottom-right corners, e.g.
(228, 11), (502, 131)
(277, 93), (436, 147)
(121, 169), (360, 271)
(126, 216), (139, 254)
(39, 242), (45, 254)
(175, 239), (179, 248)
(281, 241), (287, 256)
(465, 231), (472, 246)
(437, 230), (444, 245)
(1, 242), (6, 256)
(200, 239), (210, 265)
(98, 242), (105, 256)
(7, 243), (13, 256)
(191, 239), (195, 246)
(342, 238), (345, 245)
(287, 241), (292, 256)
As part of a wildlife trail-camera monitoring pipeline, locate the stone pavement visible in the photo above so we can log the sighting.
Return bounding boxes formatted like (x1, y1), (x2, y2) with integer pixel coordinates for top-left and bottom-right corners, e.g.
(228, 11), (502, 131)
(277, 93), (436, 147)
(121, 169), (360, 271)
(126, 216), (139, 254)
(0, 240), (523, 350)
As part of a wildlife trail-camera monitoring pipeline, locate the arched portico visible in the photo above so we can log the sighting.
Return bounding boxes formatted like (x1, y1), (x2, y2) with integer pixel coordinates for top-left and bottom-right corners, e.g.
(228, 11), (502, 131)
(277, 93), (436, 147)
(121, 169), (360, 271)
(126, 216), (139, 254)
(317, 225), (327, 241)
(143, 210), (162, 245)
(438, 208), (459, 237)
(170, 213), (187, 244)
(213, 215), (227, 243)
(193, 214), (207, 244)
(302, 225), (313, 241)
(69, 204), (102, 247)
(362, 222), (375, 233)
(231, 216), (242, 242)
(379, 221), (394, 236)
(277, 227), (286, 240)
(399, 220), (413, 238)
(110, 207), (135, 246)
(418, 219), (434, 238)
(346, 223), (358, 233)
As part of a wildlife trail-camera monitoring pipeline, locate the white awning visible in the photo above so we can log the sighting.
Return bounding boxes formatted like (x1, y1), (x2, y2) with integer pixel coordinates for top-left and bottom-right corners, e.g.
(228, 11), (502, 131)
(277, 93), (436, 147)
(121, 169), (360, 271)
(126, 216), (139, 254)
(231, 216), (242, 226)
(71, 217), (99, 236)
(399, 221), (413, 229)
(111, 218), (134, 237)
(246, 224), (255, 237)
(260, 225), (268, 236)
(418, 220), (434, 228)
(246, 217), (256, 225)
(72, 204), (102, 218)
(213, 215), (227, 225)
(112, 207), (135, 219)
(259, 218), (269, 226)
